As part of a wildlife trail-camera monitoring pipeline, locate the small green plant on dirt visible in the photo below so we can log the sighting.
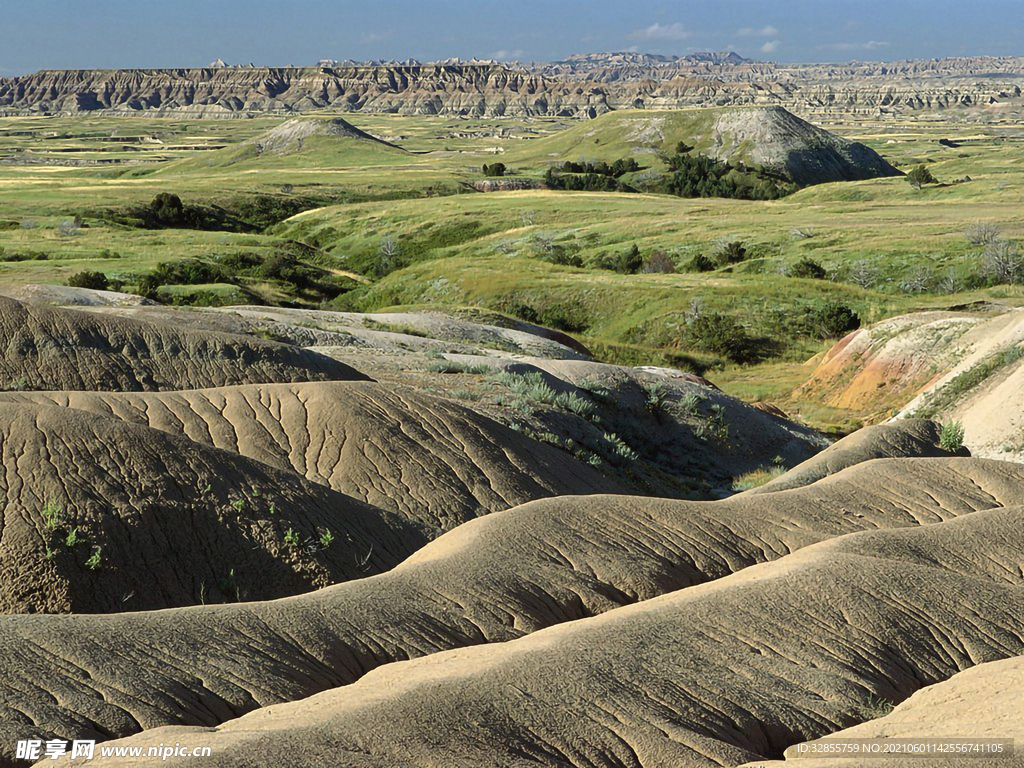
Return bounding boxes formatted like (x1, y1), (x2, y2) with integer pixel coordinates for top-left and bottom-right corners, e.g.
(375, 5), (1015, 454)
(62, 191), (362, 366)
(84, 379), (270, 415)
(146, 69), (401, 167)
(679, 392), (704, 417)
(643, 381), (670, 413)
(44, 548), (57, 562)
(284, 528), (301, 548)
(493, 371), (596, 419)
(42, 500), (64, 531)
(603, 432), (639, 464)
(319, 530), (335, 550)
(64, 527), (81, 548)
(695, 403), (730, 442)
(427, 360), (491, 374)
(230, 498), (246, 514)
(85, 547), (102, 571)
(939, 421), (966, 453)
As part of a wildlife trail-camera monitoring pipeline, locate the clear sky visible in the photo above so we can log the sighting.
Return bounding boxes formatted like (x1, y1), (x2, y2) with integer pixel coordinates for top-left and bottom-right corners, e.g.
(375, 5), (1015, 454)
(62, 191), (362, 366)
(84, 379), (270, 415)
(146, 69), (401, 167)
(1, 0), (1021, 75)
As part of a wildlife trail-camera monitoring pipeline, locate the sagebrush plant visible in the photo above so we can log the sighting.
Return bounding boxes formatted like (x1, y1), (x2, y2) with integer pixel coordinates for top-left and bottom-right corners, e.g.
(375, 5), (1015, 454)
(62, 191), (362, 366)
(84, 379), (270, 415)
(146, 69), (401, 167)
(643, 381), (670, 413)
(492, 371), (596, 419)
(939, 421), (966, 453)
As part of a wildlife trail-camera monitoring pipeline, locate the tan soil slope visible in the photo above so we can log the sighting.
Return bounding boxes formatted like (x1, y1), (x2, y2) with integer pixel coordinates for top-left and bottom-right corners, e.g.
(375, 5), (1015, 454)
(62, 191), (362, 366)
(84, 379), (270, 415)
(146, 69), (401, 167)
(749, 657), (1024, 767)
(77, 507), (1024, 767)
(0, 297), (365, 391)
(794, 310), (985, 416)
(0, 382), (622, 530)
(1, 458), (1021, 756)
(0, 401), (427, 614)
(749, 419), (955, 494)
(895, 308), (1024, 462)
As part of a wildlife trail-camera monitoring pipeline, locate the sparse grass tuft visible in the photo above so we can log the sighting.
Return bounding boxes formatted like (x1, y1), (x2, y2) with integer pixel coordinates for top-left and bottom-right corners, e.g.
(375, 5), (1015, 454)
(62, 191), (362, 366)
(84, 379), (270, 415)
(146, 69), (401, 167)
(427, 360), (491, 375)
(732, 466), (786, 492)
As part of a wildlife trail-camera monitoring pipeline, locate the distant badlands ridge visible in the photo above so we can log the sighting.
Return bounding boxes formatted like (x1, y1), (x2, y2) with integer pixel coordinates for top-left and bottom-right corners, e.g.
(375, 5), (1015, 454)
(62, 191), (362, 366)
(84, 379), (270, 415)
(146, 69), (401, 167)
(2, 52), (1024, 119)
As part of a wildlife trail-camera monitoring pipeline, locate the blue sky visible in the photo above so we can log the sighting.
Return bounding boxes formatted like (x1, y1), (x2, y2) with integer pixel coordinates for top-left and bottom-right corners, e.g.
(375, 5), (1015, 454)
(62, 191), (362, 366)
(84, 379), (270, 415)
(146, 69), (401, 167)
(1, 0), (1021, 75)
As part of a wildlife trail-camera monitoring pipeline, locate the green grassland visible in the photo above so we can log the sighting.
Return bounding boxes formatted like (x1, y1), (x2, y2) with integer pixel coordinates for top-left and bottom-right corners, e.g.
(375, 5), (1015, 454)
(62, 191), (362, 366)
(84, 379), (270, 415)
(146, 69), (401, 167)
(1, 109), (1023, 428)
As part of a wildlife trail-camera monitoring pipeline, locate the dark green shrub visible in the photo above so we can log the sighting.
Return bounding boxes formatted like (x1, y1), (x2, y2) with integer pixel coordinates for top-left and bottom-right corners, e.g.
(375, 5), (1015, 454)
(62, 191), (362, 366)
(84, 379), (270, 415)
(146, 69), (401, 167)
(805, 301), (861, 339)
(688, 253), (716, 272)
(684, 312), (752, 363)
(149, 193), (186, 226)
(482, 162), (507, 177)
(789, 258), (828, 280)
(618, 244), (643, 274)
(712, 240), (747, 266)
(66, 271), (109, 290)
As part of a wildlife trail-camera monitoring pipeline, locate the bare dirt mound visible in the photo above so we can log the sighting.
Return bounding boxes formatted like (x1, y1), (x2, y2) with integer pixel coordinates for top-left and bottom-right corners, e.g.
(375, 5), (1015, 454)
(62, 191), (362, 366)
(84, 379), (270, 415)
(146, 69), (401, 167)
(1, 458), (1022, 756)
(250, 117), (402, 155)
(0, 382), (622, 531)
(0, 284), (155, 307)
(749, 419), (958, 494)
(711, 106), (902, 185)
(0, 297), (365, 391)
(0, 401), (427, 614)
(77, 507), (1024, 767)
(750, 656), (1024, 767)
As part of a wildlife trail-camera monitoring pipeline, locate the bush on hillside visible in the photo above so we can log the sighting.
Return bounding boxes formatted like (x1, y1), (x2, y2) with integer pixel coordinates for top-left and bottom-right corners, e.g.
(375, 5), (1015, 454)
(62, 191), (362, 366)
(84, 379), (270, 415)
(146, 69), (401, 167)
(640, 250), (676, 274)
(482, 162), (507, 177)
(788, 258), (828, 280)
(683, 311), (754, 363)
(805, 301), (861, 339)
(66, 271), (109, 290)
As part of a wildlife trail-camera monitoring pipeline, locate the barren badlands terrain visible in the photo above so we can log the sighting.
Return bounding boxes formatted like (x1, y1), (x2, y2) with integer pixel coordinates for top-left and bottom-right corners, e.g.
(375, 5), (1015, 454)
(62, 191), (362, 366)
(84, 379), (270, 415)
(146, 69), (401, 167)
(0, 45), (1022, 768)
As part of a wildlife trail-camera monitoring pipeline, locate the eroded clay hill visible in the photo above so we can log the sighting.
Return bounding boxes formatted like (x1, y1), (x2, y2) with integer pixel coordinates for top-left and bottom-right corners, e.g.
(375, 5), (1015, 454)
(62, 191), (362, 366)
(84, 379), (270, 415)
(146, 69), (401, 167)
(748, 420), (960, 494)
(1, 455), (1019, 758)
(0, 400), (428, 614)
(0, 382), (622, 530)
(796, 306), (1024, 460)
(0, 297), (364, 391)
(74, 507), (1024, 767)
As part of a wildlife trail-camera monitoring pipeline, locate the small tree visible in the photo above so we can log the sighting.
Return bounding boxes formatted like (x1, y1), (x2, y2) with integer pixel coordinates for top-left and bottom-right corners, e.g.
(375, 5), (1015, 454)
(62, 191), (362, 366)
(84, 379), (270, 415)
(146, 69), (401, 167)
(482, 162), (507, 177)
(906, 165), (937, 190)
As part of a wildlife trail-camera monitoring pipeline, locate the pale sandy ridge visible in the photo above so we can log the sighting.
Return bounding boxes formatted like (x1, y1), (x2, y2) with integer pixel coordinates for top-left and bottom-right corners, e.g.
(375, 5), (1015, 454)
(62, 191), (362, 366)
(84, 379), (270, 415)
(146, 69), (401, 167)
(0, 456), (1020, 760)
